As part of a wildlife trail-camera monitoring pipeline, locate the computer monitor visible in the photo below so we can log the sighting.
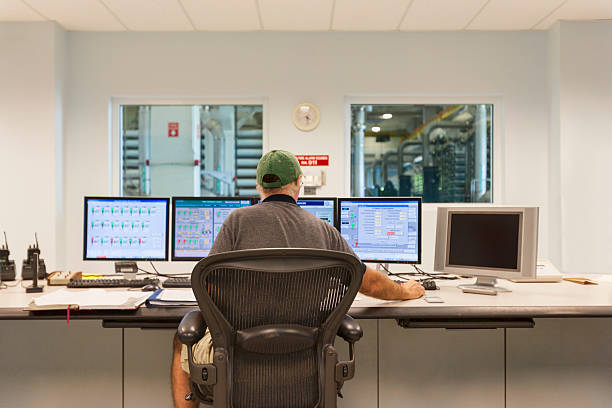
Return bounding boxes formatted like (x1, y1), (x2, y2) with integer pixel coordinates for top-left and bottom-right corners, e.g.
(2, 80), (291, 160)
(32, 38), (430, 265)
(338, 197), (421, 264)
(83, 197), (169, 261)
(434, 207), (538, 292)
(172, 197), (255, 261)
(296, 197), (336, 226)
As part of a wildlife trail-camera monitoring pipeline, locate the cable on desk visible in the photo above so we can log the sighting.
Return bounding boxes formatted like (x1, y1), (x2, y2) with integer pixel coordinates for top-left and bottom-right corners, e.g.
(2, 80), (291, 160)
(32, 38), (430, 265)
(2, 278), (23, 289)
(385, 265), (458, 281)
(136, 260), (190, 279)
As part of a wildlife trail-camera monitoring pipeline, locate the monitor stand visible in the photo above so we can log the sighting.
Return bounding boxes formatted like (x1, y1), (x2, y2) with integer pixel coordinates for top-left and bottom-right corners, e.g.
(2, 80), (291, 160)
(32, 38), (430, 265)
(115, 261), (138, 280)
(458, 276), (511, 293)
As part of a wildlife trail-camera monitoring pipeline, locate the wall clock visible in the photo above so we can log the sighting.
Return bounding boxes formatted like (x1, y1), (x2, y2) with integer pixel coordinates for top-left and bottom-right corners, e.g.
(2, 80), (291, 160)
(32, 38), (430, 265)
(292, 102), (320, 131)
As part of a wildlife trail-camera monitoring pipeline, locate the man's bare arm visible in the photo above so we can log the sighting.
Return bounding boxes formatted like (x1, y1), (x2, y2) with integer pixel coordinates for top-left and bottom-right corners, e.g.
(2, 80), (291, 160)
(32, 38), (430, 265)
(359, 266), (425, 300)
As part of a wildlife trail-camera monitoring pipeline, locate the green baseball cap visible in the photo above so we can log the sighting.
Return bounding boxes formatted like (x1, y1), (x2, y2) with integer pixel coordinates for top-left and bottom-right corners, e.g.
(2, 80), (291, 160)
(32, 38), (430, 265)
(257, 150), (303, 188)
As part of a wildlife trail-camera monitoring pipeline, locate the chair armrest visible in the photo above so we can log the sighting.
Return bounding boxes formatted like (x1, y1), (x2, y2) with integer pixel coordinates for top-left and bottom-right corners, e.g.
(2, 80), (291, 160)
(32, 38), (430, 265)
(337, 315), (363, 344)
(178, 310), (207, 347)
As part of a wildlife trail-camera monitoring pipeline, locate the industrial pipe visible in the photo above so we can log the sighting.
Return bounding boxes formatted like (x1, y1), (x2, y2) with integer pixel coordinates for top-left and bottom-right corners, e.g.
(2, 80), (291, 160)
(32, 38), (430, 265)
(398, 121), (468, 175)
(382, 151), (398, 182)
(474, 104), (488, 200)
(352, 107), (366, 196)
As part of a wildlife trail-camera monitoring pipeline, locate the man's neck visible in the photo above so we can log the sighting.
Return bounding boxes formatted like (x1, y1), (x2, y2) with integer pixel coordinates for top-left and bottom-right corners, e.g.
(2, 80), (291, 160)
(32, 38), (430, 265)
(261, 193), (297, 204)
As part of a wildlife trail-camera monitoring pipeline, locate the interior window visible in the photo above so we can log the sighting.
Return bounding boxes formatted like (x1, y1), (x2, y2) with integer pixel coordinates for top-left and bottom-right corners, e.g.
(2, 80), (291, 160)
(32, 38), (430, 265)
(350, 104), (493, 202)
(120, 105), (263, 197)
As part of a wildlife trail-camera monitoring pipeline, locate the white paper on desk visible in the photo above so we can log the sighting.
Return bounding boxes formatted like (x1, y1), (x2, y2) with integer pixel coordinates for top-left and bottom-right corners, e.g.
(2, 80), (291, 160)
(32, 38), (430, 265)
(159, 289), (196, 302)
(31, 289), (150, 309)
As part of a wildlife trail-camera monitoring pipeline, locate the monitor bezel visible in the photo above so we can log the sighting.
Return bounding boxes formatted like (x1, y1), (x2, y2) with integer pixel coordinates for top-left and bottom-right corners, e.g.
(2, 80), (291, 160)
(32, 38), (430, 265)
(433, 206), (538, 280)
(295, 197), (338, 228)
(337, 197), (422, 264)
(82, 196), (170, 261)
(171, 196), (257, 262)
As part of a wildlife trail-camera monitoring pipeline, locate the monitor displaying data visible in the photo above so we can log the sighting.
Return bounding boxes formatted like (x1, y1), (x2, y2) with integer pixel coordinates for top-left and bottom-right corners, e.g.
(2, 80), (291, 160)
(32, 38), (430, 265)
(172, 197), (254, 261)
(338, 197), (421, 263)
(297, 198), (336, 225)
(83, 197), (169, 261)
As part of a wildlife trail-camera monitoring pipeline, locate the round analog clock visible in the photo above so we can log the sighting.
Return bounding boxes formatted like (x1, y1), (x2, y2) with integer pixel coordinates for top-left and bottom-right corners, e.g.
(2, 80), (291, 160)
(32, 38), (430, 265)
(292, 102), (320, 131)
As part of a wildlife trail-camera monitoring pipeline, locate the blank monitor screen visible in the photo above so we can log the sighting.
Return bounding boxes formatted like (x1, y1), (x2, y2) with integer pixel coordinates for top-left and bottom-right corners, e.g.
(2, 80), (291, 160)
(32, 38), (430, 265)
(296, 198), (335, 225)
(172, 197), (253, 261)
(83, 197), (169, 261)
(339, 198), (421, 263)
(448, 213), (521, 270)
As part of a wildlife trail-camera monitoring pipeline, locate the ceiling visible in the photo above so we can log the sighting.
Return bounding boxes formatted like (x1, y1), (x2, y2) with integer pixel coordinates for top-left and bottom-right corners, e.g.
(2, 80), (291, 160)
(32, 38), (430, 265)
(1, 0), (611, 32)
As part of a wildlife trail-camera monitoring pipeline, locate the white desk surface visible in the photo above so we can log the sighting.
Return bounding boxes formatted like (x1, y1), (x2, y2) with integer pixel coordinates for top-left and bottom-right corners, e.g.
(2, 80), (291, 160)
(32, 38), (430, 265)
(1, 275), (611, 320)
(354, 276), (612, 309)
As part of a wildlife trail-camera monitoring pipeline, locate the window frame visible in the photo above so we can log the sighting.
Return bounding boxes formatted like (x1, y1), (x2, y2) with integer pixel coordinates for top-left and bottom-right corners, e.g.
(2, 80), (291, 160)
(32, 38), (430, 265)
(109, 97), (269, 197)
(343, 95), (504, 205)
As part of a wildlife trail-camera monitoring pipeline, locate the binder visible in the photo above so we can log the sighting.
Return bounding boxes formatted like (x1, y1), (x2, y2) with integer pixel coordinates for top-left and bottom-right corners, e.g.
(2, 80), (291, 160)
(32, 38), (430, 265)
(25, 288), (151, 311)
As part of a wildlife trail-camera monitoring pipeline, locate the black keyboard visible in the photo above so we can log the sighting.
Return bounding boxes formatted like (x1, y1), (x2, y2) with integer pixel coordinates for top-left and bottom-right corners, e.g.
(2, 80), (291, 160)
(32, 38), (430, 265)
(162, 277), (191, 288)
(67, 278), (159, 288)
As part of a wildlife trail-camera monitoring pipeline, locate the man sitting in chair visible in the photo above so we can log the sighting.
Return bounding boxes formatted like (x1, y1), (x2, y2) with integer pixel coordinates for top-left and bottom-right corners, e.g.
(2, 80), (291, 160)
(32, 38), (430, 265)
(171, 149), (425, 408)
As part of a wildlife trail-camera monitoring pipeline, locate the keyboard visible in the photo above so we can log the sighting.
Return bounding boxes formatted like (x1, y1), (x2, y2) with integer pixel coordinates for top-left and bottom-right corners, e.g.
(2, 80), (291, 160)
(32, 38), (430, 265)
(162, 277), (191, 288)
(67, 278), (159, 288)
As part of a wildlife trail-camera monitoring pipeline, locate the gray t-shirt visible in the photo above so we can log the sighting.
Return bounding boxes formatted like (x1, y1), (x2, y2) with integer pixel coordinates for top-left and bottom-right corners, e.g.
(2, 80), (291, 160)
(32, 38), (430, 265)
(209, 195), (361, 268)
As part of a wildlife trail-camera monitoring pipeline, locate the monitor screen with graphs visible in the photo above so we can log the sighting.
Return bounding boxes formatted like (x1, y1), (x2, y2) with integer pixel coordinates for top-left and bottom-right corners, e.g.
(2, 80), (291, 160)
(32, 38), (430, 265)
(83, 197), (169, 261)
(296, 198), (336, 226)
(338, 197), (421, 264)
(172, 197), (254, 261)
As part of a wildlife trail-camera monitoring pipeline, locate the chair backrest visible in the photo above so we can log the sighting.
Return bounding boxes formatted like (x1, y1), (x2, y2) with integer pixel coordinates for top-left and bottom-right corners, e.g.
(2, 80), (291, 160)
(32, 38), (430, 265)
(191, 248), (363, 408)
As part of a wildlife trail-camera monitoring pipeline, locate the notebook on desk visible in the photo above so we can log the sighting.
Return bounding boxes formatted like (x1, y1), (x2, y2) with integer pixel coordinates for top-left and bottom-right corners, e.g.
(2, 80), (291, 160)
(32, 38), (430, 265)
(25, 288), (151, 311)
(146, 289), (197, 307)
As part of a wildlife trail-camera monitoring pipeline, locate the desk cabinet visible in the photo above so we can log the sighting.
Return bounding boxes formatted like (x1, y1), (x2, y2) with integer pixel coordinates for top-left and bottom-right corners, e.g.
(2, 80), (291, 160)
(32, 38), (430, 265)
(2, 318), (612, 407)
(506, 318), (612, 408)
(379, 319), (505, 408)
(0, 320), (122, 408)
(123, 329), (175, 407)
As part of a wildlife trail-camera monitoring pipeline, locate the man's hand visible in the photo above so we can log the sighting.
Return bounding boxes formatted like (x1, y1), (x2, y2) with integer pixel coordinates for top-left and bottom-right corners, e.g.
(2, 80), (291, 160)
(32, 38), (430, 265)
(360, 266), (425, 300)
(399, 279), (425, 300)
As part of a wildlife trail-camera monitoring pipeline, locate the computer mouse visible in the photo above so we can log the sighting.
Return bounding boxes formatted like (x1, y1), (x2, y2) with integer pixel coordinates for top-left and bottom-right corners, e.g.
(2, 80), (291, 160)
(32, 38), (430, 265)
(421, 279), (438, 290)
(142, 283), (160, 292)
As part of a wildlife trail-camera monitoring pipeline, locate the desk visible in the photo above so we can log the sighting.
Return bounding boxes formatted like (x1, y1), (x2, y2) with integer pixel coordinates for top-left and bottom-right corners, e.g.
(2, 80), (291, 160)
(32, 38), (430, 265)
(2, 278), (611, 323)
(0, 278), (611, 408)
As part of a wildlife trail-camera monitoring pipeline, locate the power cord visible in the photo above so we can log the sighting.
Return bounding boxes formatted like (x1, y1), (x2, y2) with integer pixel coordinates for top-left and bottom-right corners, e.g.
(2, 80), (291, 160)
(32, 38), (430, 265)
(136, 260), (190, 279)
(385, 264), (458, 281)
(3, 279), (21, 288)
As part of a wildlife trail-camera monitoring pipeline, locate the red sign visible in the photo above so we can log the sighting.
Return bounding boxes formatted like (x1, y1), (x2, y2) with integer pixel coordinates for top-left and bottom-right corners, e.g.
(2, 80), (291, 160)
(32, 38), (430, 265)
(168, 122), (179, 137)
(296, 155), (329, 166)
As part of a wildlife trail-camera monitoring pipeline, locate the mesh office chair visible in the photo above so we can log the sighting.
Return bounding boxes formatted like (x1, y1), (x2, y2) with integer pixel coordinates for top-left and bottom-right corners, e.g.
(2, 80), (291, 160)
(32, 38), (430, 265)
(177, 248), (364, 408)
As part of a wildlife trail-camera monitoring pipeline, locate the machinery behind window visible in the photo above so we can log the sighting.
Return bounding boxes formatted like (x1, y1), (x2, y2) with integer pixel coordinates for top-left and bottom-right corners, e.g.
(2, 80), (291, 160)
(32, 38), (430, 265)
(120, 104), (263, 197)
(351, 104), (493, 203)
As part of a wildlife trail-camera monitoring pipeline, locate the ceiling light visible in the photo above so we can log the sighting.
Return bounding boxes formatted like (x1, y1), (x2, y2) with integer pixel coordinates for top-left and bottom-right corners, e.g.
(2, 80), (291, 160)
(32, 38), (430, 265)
(381, 113), (392, 119)
(372, 126), (381, 133)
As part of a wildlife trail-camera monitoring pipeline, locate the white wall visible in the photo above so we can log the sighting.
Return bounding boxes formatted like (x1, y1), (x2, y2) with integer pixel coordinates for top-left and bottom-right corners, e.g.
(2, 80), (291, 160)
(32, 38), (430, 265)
(62, 31), (550, 273)
(557, 22), (612, 274)
(0, 22), (65, 271)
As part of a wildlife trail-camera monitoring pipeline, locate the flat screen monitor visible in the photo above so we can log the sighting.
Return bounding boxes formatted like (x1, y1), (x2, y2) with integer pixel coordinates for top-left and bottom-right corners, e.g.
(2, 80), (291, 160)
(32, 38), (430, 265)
(172, 197), (255, 261)
(434, 207), (538, 286)
(338, 197), (421, 264)
(83, 197), (169, 261)
(296, 198), (336, 226)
